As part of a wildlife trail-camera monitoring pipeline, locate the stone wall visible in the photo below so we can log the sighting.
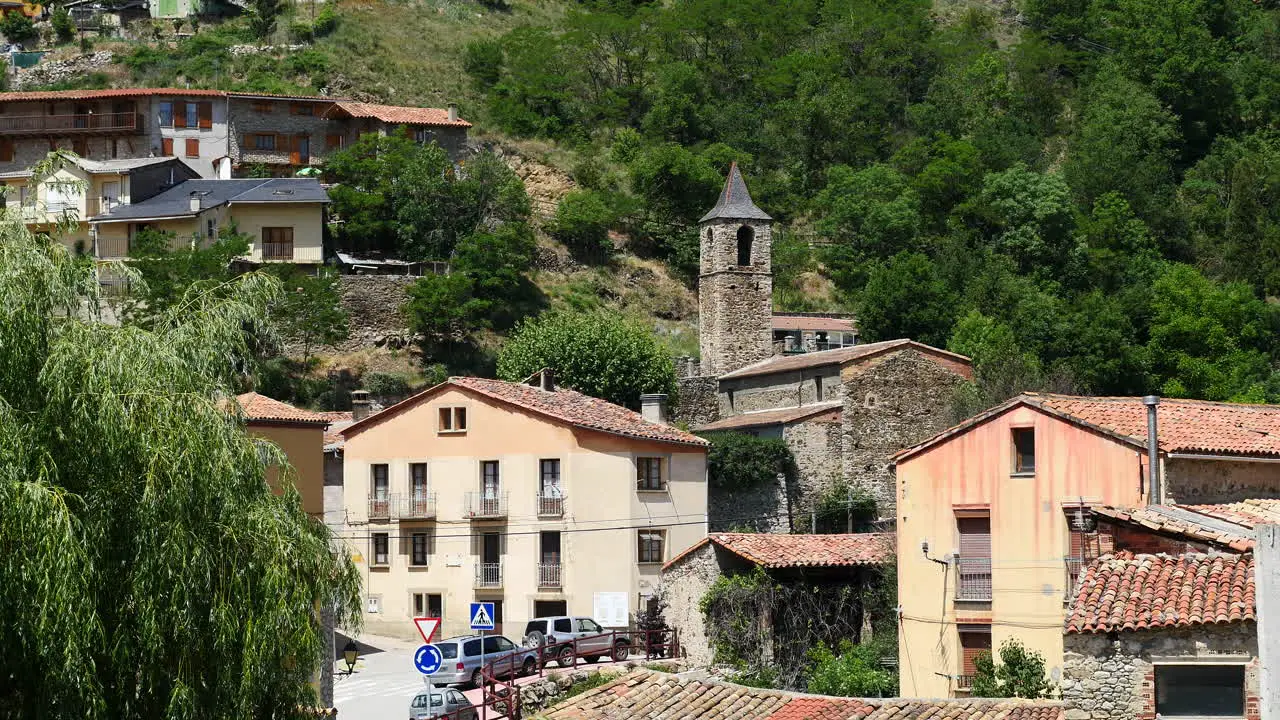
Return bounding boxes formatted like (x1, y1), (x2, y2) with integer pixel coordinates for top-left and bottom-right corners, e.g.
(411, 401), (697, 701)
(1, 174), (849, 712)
(229, 97), (339, 168)
(707, 468), (791, 533)
(840, 349), (969, 514)
(332, 274), (415, 352)
(784, 413), (844, 512)
(1164, 458), (1280, 505)
(674, 375), (720, 429)
(717, 366), (842, 415)
(698, 219), (773, 376)
(659, 542), (756, 666)
(1062, 623), (1260, 720)
(13, 51), (114, 89)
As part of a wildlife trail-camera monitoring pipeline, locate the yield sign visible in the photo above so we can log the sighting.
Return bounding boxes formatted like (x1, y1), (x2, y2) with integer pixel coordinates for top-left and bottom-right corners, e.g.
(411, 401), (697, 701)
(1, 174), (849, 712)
(413, 617), (441, 644)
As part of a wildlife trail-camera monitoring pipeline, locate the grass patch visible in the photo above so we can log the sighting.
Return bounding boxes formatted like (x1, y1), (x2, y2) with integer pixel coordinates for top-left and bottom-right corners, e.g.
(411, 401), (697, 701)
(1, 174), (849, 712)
(557, 671), (618, 701)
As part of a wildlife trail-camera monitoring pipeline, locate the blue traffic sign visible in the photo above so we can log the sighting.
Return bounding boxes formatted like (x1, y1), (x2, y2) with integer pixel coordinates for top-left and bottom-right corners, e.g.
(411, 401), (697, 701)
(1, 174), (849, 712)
(469, 602), (495, 631)
(414, 644), (443, 675)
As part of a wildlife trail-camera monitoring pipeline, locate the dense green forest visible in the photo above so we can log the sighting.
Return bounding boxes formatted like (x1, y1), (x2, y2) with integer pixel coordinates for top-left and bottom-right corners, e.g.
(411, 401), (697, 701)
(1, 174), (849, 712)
(457, 0), (1280, 404)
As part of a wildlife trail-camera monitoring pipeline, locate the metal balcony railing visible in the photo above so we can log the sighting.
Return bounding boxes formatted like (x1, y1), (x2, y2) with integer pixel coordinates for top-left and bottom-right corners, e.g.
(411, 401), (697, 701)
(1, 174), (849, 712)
(955, 558), (992, 601)
(399, 493), (437, 520)
(536, 491), (565, 517)
(538, 562), (562, 588)
(475, 562), (502, 588)
(465, 492), (508, 519)
(95, 236), (130, 259)
(1065, 558), (1084, 600)
(261, 240), (294, 261)
(368, 495), (391, 520)
(0, 111), (143, 135)
(955, 674), (976, 691)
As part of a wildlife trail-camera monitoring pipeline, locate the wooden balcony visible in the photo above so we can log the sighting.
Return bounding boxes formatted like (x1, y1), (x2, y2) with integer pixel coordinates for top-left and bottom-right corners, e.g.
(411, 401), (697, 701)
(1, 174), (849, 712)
(0, 112), (144, 136)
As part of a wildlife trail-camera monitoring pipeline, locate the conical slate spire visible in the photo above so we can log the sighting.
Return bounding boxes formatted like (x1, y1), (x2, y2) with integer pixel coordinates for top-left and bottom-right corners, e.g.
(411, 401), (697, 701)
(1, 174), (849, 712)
(699, 162), (772, 223)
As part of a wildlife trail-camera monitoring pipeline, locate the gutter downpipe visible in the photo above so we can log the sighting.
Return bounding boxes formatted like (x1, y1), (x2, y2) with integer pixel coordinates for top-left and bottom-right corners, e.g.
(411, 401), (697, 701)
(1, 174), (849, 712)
(1143, 395), (1160, 505)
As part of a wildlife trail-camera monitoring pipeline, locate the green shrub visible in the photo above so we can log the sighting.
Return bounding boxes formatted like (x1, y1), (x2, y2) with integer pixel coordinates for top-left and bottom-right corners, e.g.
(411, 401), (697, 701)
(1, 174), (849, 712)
(806, 641), (897, 697)
(362, 372), (411, 402)
(699, 431), (797, 493)
(551, 190), (617, 258)
(463, 38), (503, 88)
(289, 20), (313, 43)
(0, 12), (38, 44)
(312, 6), (338, 37)
(51, 7), (75, 43)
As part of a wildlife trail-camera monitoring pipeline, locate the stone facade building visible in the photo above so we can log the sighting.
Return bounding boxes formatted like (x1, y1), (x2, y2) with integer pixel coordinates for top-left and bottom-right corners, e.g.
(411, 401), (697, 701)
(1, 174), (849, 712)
(681, 166), (973, 524)
(1062, 552), (1259, 720)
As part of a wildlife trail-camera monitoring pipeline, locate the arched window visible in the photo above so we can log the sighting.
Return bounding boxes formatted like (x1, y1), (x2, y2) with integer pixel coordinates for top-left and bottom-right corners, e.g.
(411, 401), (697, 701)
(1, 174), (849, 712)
(736, 225), (754, 266)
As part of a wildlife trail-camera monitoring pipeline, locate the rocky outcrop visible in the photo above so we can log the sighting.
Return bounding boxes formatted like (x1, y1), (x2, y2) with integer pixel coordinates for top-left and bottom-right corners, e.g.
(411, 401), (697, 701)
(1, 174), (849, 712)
(13, 51), (114, 90)
(486, 144), (575, 219)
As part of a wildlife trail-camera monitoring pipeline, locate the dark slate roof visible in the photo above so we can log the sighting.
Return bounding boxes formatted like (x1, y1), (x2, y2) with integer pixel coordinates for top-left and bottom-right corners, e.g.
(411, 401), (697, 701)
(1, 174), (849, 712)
(700, 162), (771, 222)
(90, 178), (328, 222)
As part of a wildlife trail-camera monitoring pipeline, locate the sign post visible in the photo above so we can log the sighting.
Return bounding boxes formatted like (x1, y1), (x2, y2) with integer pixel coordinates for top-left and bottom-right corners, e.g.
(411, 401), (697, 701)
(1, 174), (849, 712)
(412, 617), (442, 711)
(469, 603), (496, 720)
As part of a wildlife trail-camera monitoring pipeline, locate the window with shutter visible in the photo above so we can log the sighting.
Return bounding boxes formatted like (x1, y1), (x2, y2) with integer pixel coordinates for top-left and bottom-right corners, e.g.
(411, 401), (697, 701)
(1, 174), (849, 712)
(326, 134), (342, 150)
(198, 101), (213, 129)
(0, 138), (12, 162)
(185, 139), (199, 158)
(173, 101), (186, 128)
(958, 625), (991, 686)
(161, 138), (174, 156)
(956, 516), (992, 601)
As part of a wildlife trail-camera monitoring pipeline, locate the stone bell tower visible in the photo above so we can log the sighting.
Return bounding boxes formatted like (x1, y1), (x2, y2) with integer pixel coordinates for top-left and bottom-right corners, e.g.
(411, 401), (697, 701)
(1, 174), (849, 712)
(698, 162), (773, 376)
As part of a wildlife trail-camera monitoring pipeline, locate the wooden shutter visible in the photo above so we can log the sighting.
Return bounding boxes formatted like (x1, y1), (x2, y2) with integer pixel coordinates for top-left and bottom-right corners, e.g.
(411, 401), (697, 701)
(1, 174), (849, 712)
(289, 135), (301, 165)
(161, 138), (174, 156)
(173, 101), (186, 128)
(197, 101), (213, 129)
(0, 138), (13, 162)
(959, 628), (992, 675)
(326, 134), (341, 150)
(242, 134), (252, 153)
(185, 139), (199, 158)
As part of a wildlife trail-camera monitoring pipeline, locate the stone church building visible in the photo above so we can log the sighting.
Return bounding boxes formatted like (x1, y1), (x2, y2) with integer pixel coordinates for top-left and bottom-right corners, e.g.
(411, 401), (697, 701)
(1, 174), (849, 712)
(679, 164), (973, 529)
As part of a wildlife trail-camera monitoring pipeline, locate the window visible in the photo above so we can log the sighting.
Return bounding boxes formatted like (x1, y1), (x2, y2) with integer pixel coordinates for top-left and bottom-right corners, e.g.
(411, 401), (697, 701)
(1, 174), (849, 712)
(484, 636), (514, 654)
(0, 138), (13, 162)
(637, 457), (664, 491)
(1065, 506), (1101, 598)
(438, 406), (467, 433)
(956, 516), (992, 600)
(815, 375), (824, 401)
(184, 102), (198, 129)
(261, 227), (293, 260)
(252, 100), (273, 114)
(326, 134), (344, 150)
(413, 592), (443, 618)
(576, 618), (603, 633)
(371, 532), (389, 566)
(1155, 665), (1245, 717)
(158, 101), (174, 127)
(184, 138), (199, 158)
(161, 138), (174, 156)
(253, 134), (277, 151)
(371, 464), (389, 499)
(1012, 427), (1035, 474)
(463, 639), (482, 656)
(481, 461), (500, 498)
(411, 462), (428, 498)
(638, 530), (665, 563)
(111, 139), (119, 159)
(197, 101), (213, 129)
(72, 138), (88, 158)
(540, 459), (561, 496)
(957, 625), (992, 686)
(410, 532), (430, 566)
(534, 600), (568, 618)
(736, 225), (754, 265)
(291, 102), (314, 116)
(414, 127), (436, 143)
(553, 618), (572, 633)
(207, 218), (216, 239)
(366, 594), (382, 613)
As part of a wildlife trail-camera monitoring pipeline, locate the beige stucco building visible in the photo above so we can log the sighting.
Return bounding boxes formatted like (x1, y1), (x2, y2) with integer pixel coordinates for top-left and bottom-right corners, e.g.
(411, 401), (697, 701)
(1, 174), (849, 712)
(337, 373), (709, 641)
(233, 392), (329, 519)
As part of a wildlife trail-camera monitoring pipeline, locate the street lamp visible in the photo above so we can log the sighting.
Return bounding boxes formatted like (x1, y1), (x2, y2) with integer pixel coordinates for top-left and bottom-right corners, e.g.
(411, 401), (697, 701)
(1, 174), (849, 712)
(342, 641), (359, 675)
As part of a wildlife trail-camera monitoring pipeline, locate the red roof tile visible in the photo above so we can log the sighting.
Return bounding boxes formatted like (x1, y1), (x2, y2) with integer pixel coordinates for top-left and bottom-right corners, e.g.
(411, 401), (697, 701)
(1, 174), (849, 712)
(720, 339), (970, 381)
(318, 411), (354, 449)
(233, 392), (329, 425)
(0, 88), (226, 102)
(1093, 499), (1280, 552)
(329, 101), (472, 127)
(664, 532), (894, 571)
(771, 314), (858, 333)
(342, 377), (707, 448)
(1065, 552), (1256, 634)
(696, 402), (842, 432)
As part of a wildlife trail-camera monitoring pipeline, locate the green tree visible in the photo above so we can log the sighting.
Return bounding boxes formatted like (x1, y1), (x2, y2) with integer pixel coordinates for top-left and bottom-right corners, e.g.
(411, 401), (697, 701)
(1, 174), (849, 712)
(857, 251), (955, 347)
(249, 0), (284, 39)
(51, 7), (76, 43)
(806, 641), (898, 698)
(970, 639), (1054, 698)
(699, 431), (797, 494)
(969, 164), (1076, 274)
(815, 164), (922, 260)
(496, 309), (676, 409)
(262, 265), (350, 362)
(0, 220), (361, 717)
(550, 189), (617, 259)
(0, 11), (37, 44)
(122, 226), (251, 325)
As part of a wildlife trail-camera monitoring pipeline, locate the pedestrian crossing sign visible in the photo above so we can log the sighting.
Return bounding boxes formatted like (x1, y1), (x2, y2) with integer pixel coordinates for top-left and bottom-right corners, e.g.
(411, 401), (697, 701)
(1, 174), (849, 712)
(469, 602), (495, 631)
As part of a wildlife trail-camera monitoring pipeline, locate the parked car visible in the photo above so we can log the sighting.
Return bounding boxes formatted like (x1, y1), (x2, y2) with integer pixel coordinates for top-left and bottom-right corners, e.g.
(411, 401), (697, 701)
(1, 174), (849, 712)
(522, 616), (630, 666)
(424, 635), (539, 689)
(409, 688), (477, 720)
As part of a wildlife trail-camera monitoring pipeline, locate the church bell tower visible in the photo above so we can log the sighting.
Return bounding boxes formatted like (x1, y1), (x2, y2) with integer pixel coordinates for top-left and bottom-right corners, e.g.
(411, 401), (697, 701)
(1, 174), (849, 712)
(698, 163), (773, 376)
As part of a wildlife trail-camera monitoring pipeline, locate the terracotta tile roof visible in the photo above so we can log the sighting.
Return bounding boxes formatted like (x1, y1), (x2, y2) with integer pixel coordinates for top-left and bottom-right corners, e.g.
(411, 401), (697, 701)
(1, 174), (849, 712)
(233, 392), (329, 426)
(720, 339), (971, 381)
(663, 532), (894, 571)
(544, 669), (1064, 720)
(329, 100), (472, 127)
(1065, 552), (1256, 634)
(771, 314), (857, 332)
(318, 411), (354, 450)
(897, 392), (1280, 462)
(696, 402), (842, 432)
(1189, 498), (1280, 527)
(0, 88), (226, 102)
(1092, 499), (1280, 552)
(342, 377), (707, 448)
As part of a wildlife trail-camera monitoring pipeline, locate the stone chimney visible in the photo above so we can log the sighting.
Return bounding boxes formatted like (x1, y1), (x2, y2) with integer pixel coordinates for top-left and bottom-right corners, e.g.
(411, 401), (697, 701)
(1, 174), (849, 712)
(539, 369), (556, 392)
(351, 390), (372, 422)
(189, 194), (201, 213)
(447, 103), (459, 123)
(640, 393), (669, 425)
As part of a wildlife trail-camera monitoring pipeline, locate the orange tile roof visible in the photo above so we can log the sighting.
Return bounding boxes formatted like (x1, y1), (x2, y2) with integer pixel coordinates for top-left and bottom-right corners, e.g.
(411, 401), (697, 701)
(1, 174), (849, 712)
(696, 402), (842, 432)
(233, 392), (329, 426)
(1092, 499), (1280, 552)
(317, 411), (354, 449)
(664, 532), (894, 571)
(720, 339), (970, 381)
(342, 377), (707, 448)
(544, 669), (1064, 720)
(329, 101), (472, 127)
(1065, 552), (1256, 634)
(0, 88), (226, 102)
(771, 314), (857, 332)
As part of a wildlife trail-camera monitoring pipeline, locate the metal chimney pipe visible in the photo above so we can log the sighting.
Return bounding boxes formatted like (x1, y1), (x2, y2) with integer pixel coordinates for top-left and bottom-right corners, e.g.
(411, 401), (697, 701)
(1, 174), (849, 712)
(1143, 395), (1160, 504)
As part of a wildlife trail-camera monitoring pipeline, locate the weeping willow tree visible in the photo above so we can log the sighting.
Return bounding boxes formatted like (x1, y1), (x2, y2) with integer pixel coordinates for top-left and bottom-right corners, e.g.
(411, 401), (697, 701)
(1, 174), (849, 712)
(0, 215), (361, 718)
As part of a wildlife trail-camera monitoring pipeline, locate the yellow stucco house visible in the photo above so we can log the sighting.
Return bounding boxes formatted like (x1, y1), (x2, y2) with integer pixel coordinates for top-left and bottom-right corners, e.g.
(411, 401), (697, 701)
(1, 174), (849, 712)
(233, 392), (329, 519)
(337, 373), (709, 641)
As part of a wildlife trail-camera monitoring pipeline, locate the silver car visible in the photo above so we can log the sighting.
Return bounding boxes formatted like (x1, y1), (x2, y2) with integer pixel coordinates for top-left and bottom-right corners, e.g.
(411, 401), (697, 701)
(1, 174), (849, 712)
(409, 688), (477, 720)
(522, 616), (630, 666)
(424, 635), (539, 688)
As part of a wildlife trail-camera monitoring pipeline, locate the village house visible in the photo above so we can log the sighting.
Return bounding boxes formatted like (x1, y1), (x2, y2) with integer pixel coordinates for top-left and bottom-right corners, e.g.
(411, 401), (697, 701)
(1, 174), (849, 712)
(893, 392), (1280, 698)
(0, 87), (471, 180)
(336, 372), (709, 640)
(680, 164), (973, 526)
(661, 531), (894, 667)
(231, 392), (330, 520)
(88, 177), (328, 265)
(1062, 551), (1260, 720)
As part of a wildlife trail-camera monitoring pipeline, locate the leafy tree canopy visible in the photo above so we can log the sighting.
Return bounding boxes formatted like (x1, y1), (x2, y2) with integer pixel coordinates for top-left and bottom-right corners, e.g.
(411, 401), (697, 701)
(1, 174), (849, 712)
(970, 639), (1055, 699)
(699, 431), (798, 494)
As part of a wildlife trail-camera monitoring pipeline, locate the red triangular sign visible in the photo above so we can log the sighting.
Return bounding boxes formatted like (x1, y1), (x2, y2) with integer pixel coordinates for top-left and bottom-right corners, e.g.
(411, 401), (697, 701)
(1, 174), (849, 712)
(414, 617), (441, 644)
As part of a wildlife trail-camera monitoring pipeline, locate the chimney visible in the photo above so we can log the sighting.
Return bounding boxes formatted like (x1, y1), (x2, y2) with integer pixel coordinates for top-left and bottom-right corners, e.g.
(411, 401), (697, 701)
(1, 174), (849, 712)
(539, 369), (556, 392)
(351, 389), (372, 422)
(189, 194), (201, 213)
(447, 103), (459, 123)
(1143, 395), (1160, 504)
(640, 393), (669, 425)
